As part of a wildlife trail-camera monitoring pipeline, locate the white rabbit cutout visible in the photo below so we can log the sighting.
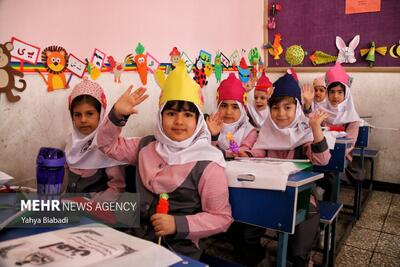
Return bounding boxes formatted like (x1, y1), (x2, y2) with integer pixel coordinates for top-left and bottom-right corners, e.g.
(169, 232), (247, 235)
(336, 35), (360, 64)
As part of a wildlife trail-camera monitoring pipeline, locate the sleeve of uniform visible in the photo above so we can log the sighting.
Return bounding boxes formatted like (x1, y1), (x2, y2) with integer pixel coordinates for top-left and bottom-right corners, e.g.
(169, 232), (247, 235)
(303, 137), (331, 165)
(97, 107), (141, 164)
(345, 121), (360, 161)
(184, 163), (233, 240)
(240, 128), (258, 152)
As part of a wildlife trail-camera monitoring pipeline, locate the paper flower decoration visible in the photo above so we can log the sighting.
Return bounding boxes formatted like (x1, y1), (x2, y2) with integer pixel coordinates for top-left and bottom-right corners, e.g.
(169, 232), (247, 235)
(226, 132), (240, 154)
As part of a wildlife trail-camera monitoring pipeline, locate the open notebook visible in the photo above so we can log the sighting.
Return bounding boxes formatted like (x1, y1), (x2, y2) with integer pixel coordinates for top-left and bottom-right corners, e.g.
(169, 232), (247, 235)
(226, 158), (311, 191)
(0, 223), (181, 267)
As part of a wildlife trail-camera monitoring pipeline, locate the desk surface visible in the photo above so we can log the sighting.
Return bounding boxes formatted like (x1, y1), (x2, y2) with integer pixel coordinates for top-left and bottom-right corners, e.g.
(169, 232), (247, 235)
(287, 171), (323, 187)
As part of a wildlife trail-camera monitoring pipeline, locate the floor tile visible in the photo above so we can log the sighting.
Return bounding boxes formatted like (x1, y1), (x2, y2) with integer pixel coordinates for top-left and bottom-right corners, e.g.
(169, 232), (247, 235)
(345, 226), (380, 251)
(336, 245), (372, 267)
(370, 252), (400, 267)
(383, 214), (400, 236)
(356, 211), (386, 231)
(368, 191), (392, 205)
(375, 232), (400, 258)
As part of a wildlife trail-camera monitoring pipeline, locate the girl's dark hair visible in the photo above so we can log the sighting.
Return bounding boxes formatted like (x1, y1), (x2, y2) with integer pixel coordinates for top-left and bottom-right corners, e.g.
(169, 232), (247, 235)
(268, 96), (297, 108)
(162, 100), (200, 120)
(327, 82), (346, 95)
(70, 95), (101, 117)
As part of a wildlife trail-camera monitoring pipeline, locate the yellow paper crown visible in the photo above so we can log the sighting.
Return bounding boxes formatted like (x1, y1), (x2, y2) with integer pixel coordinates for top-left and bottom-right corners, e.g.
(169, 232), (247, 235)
(154, 60), (202, 108)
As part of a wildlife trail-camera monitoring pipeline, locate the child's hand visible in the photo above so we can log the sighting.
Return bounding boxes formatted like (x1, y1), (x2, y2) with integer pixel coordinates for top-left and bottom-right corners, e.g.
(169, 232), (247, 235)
(114, 86), (149, 118)
(150, 213), (176, 236)
(206, 112), (223, 136)
(237, 150), (250, 157)
(308, 110), (329, 128)
(301, 84), (314, 107)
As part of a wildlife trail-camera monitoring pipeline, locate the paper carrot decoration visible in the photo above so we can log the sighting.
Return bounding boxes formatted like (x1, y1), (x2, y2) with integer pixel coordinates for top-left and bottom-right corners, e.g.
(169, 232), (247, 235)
(226, 132), (240, 153)
(134, 43), (148, 85)
(156, 193), (169, 245)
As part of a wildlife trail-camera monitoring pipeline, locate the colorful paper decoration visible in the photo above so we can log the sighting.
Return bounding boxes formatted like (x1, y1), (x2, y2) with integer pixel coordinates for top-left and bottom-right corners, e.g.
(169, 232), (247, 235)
(267, 33), (283, 60)
(156, 193), (169, 245)
(10, 37), (40, 65)
(219, 52), (230, 68)
(146, 52), (160, 74)
(67, 53), (86, 78)
(36, 45), (70, 91)
(360, 42), (387, 67)
(180, 51), (193, 73)
(199, 50), (212, 65)
(106, 54), (134, 83)
(87, 49), (105, 80)
(169, 47), (181, 70)
(204, 62), (213, 77)
(214, 52), (223, 83)
(134, 43), (148, 85)
(193, 57), (208, 88)
(267, 3), (282, 30)
(285, 45), (305, 66)
(0, 42), (27, 102)
(336, 35), (360, 64)
(230, 50), (240, 68)
(309, 51), (337, 66)
(389, 42), (400, 59)
(237, 57), (250, 83)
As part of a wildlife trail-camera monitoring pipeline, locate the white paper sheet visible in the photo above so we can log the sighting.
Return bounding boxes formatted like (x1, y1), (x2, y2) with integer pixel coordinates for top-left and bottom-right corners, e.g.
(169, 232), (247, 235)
(226, 160), (305, 191)
(0, 223), (182, 267)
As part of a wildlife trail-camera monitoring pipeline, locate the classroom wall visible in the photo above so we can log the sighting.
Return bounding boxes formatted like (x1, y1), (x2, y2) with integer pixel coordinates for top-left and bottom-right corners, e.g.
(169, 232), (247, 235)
(1, 1), (399, 185)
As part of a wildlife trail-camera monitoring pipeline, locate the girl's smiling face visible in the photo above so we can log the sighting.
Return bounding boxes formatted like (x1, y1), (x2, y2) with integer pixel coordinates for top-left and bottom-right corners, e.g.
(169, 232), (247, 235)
(254, 90), (268, 111)
(218, 100), (241, 124)
(270, 97), (297, 128)
(314, 86), (326, 103)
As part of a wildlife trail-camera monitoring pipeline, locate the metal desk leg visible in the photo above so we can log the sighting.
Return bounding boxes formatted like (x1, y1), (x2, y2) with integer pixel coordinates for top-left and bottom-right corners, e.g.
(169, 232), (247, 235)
(277, 232), (289, 267)
(333, 172), (340, 203)
(322, 224), (331, 267)
(328, 218), (338, 267)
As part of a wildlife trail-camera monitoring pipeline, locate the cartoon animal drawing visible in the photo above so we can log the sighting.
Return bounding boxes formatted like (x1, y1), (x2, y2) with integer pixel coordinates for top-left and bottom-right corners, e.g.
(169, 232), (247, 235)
(193, 57), (208, 88)
(36, 45), (69, 91)
(336, 35), (360, 64)
(0, 42), (26, 102)
(106, 54), (134, 83)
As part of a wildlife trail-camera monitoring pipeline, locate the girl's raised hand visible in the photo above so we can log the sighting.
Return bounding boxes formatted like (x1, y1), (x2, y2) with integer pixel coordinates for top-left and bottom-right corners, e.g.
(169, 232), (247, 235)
(308, 110), (329, 128)
(114, 86), (149, 118)
(206, 112), (224, 136)
(301, 84), (314, 107)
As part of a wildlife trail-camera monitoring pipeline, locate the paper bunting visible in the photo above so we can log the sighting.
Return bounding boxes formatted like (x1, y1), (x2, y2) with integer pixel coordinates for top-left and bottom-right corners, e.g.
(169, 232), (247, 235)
(180, 51), (193, 73)
(67, 53), (86, 78)
(10, 37), (40, 65)
(0, 42), (27, 102)
(193, 57), (208, 88)
(199, 50), (212, 65)
(146, 52), (160, 74)
(87, 49), (105, 80)
(169, 47), (181, 70)
(214, 53), (223, 83)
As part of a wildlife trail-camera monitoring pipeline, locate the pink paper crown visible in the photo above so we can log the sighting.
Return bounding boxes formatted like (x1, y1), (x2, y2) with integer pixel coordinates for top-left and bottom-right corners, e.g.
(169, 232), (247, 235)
(217, 73), (247, 104)
(325, 63), (351, 87)
(68, 77), (107, 109)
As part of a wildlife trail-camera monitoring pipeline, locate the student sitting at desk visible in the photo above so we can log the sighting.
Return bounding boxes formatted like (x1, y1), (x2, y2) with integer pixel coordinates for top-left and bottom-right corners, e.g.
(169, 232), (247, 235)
(206, 73), (257, 159)
(317, 63), (362, 200)
(246, 72), (274, 130)
(302, 75), (327, 114)
(65, 78), (126, 200)
(96, 61), (233, 259)
(249, 71), (331, 267)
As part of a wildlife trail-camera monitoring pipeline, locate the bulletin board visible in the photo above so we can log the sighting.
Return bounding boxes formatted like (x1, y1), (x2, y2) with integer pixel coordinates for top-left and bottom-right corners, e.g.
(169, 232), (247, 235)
(264, 0), (400, 72)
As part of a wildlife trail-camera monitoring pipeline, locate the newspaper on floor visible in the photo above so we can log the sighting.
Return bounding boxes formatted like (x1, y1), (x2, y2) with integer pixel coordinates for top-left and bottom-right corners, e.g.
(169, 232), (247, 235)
(0, 223), (182, 267)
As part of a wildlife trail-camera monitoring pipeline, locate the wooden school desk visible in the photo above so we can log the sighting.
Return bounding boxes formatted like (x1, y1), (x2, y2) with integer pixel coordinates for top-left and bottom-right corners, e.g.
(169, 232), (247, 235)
(229, 170), (324, 267)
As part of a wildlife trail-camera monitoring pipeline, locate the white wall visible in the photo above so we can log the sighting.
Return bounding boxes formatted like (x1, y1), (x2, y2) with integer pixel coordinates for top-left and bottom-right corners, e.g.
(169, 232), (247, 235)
(1, 71), (399, 185)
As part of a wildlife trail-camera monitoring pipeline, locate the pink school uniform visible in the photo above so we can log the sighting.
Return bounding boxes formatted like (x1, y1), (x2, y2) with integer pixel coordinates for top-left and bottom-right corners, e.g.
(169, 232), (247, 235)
(97, 62), (232, 259)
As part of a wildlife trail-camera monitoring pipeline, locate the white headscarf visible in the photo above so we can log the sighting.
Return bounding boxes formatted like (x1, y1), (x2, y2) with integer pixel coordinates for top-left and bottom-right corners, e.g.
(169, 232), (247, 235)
(65, 106), (126, 169)
(154, 103), (226, 167)
(217, 101), (255, 150)
(318, 84), (360, 125)
(254, 99), (313, 150)
(312, 98), (327, 111)
(247, 104), (268, 129)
